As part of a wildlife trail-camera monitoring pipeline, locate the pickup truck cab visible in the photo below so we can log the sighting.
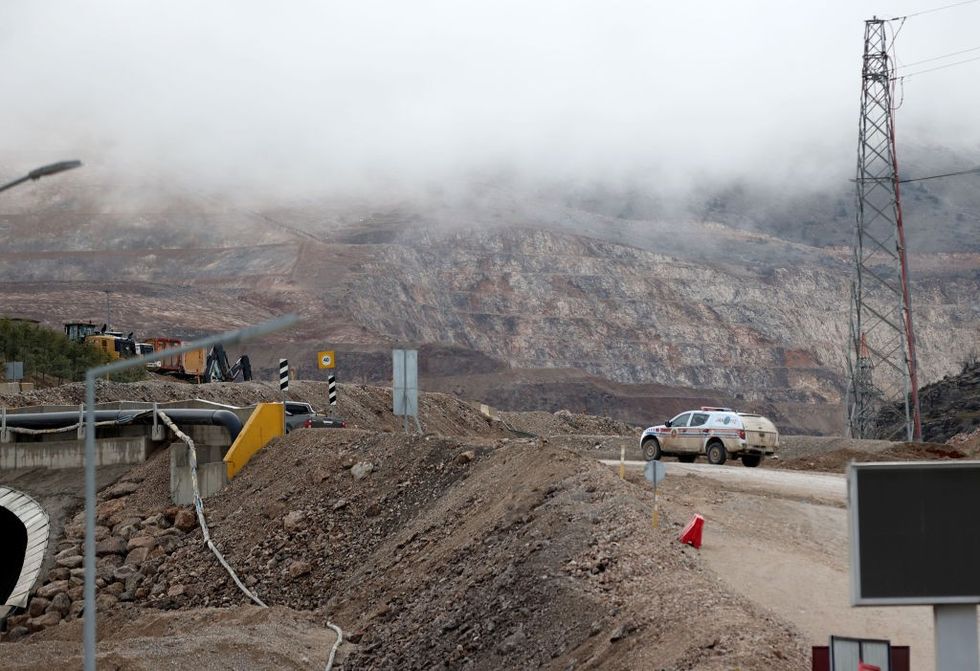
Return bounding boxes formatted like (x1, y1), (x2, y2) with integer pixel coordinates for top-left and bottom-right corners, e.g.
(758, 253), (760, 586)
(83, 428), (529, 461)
(284, 401), (346, 432)
(640, 407), (778, 467)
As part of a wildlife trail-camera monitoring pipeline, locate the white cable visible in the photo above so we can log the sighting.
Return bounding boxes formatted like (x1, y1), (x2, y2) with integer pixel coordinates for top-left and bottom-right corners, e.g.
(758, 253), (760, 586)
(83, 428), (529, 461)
(158, 410), (345, 668)
(324, 622), (344, 671)
(156, 410), (266, 608)
(5, 419), (123, 435)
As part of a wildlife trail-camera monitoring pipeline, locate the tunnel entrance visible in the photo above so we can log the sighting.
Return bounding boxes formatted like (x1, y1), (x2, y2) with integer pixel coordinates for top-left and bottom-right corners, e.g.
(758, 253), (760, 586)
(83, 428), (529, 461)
(0, 506), (28, 604)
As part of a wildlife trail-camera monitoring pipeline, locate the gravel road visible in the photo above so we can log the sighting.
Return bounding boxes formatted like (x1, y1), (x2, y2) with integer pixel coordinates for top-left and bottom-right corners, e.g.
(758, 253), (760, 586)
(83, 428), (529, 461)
(601, 458), (978, 671)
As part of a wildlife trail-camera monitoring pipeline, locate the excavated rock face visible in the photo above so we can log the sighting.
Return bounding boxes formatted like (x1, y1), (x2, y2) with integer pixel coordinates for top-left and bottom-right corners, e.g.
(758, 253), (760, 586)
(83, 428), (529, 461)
(1, 192), (977, 433)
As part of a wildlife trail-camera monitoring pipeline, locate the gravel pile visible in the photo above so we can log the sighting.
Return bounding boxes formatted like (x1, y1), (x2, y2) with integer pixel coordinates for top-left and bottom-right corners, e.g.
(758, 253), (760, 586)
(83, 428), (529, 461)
(10, 429), (807, 668)
(0, 378), (509, 437)
(499, 408), (640, 437)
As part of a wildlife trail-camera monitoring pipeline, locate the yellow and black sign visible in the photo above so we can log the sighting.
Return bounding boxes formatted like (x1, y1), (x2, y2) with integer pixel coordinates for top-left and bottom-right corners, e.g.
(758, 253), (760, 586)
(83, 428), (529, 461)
(317, 350), (336, 369)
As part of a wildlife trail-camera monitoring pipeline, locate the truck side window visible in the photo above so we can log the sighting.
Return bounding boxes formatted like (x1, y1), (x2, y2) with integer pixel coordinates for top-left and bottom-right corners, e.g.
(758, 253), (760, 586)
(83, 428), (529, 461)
(689, 413), (709, 427)
(670, 412), (692, 427)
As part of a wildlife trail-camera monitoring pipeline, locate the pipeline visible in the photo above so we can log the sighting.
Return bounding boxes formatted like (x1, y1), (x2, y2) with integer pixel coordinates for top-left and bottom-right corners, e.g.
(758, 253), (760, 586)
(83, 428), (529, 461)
(1, 408), (243, 442)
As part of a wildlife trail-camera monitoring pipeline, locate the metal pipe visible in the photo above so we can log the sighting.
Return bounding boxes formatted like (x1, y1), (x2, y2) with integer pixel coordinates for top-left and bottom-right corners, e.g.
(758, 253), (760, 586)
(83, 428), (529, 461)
(2, 408), (244, 442)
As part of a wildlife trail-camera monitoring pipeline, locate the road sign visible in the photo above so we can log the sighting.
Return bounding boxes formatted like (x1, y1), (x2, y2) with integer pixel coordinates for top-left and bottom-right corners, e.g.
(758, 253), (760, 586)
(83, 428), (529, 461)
(644, 460), (666, 485)
(317, 350), (335, 369)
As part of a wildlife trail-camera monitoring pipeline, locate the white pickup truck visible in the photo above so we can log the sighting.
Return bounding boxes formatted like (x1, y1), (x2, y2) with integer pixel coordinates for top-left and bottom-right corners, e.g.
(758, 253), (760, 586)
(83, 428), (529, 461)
(640, 407), (779, 467)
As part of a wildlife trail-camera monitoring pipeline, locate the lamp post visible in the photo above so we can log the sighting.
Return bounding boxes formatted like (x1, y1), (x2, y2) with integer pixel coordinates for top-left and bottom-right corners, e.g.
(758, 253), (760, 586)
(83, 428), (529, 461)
(0, 160), (83, 194)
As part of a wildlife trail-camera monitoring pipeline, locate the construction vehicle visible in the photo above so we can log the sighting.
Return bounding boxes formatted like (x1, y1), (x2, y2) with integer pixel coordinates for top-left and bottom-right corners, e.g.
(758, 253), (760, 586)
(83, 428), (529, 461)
(64, 323), (250, 382)
(145, 337), (206, 378)
(204, 343), (252, 382)
(146, 338), (250, 383)
(65, 322), (153, 362)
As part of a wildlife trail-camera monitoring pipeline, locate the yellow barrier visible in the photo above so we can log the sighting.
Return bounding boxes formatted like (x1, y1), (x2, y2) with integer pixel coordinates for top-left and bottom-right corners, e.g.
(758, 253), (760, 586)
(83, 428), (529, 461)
(223, 403), (285, 480)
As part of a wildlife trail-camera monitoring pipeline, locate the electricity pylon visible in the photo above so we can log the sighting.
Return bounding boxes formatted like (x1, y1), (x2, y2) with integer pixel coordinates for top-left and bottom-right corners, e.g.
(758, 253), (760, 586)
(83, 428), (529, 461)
(847, 17), (922, 441)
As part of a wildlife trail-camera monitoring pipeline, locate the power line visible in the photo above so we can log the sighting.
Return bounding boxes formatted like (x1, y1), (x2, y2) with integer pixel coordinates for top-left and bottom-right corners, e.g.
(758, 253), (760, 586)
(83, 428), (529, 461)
(890, 0), (980, 20)
(899, 166), (980, 182)
(896, 53), (980, 78)
(896, 44), (980, 68)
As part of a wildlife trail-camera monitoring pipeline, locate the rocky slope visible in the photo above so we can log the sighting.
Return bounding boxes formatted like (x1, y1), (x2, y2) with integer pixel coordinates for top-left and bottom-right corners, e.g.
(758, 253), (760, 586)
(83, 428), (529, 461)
(2, 174), (978, 434)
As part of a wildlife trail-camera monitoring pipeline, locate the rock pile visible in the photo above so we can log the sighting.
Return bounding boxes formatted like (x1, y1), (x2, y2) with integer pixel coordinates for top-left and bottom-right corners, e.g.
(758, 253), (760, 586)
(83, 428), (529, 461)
(2, 485), (200, 638)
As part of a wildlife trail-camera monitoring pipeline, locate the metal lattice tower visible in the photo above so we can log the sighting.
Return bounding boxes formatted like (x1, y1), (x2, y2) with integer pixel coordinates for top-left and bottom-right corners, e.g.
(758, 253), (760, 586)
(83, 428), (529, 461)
(847, 18), (922, 441)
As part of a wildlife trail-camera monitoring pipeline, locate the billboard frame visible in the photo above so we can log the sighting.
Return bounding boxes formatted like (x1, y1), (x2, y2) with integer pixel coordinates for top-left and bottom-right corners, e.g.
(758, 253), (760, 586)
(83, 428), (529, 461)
(849, 460), (980, 606)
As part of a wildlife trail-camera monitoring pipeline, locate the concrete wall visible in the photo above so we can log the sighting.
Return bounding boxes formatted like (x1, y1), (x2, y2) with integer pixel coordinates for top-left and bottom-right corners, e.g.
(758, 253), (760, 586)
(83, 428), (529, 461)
(0, 437), (151, 470)
(169, 443), (228, 504)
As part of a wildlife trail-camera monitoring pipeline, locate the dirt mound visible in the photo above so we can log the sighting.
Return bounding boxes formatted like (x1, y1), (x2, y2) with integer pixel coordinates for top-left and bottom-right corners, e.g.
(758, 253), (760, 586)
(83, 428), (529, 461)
(499, 408), (640, 437)
(948, 426), (980, 454)
(2, 605), (338, 670)
(772, 441), (967, 472)
(16, 431), (807, 668)
(0, 378), (509, 437)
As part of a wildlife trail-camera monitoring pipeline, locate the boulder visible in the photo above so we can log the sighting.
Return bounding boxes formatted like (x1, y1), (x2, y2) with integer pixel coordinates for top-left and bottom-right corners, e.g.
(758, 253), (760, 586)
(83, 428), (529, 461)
(69, 600), (84, 619)
(456, 450), (476, 464)
(127, 535), (157, 551)
(35, 580), (69, 600)
(45, 567), (70, 582)
(124, 546), (151, 566)
(5, 626), (29, 642)
(96, 537), (129, 556)
(351, 462), (374, 480)
(49, 592), (71, 617)
(56, 554), (84, 569)
(286, 560), (312, 580)
(167, 584), (186, 597)
(105, 481), (140, 499)
(283, 510), (307, 532)
(96, 593), (118, 610)
(28, 611), (62, 631)
(96, 499), (127, 523)
(174, 509), (197, 532)
(28, 597), (50, 618)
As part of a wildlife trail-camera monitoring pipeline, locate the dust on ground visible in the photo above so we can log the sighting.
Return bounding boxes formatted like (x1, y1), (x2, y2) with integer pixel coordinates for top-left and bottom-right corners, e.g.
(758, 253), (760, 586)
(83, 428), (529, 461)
(3, 604), (338, 670)
(4, 425), (808, 670)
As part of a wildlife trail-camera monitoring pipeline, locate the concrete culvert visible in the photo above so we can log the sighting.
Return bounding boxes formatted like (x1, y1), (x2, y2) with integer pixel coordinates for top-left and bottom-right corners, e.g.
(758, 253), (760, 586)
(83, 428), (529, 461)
(0, 507), (27, 603)
(0, 487), (50, 619)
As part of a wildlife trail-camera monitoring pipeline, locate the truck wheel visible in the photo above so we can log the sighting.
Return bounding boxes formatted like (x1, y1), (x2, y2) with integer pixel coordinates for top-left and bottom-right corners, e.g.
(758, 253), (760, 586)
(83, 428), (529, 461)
(677, 455), (696, 463)
(642, 437), (662, 461)
(706, 440), (727, 465)
(741, 454), (762, 468)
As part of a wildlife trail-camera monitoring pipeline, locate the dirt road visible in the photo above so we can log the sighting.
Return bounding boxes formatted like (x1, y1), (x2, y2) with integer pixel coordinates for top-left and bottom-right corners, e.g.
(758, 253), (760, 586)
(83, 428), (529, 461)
(603, 459), (980, 671)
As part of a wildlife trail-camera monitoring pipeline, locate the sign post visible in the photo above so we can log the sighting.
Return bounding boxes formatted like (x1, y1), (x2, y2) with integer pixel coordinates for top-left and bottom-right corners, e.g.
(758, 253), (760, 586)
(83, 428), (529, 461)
(392, 349), (420, 434)
(278, 359), (289, 394)
(644, 460), (666, 528)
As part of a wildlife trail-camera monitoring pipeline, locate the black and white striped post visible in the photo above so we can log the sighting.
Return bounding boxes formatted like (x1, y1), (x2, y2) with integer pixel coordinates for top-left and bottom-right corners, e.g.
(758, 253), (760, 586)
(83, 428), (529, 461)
(327, 375), (337, 406)
(279, 358), (289, 393)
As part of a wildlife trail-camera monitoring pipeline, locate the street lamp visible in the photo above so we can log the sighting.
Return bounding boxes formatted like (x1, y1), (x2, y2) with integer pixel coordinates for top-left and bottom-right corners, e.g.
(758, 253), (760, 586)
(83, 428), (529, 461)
(0, 160), (83, 194)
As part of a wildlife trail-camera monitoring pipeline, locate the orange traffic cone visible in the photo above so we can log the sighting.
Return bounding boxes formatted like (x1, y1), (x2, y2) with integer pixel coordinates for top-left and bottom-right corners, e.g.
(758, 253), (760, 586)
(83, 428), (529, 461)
(678, 514), (704, 549)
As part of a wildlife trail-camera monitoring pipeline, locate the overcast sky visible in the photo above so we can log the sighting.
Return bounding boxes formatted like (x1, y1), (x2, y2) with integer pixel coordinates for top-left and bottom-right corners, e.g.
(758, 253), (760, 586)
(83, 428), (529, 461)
(2, 1), (979, 198)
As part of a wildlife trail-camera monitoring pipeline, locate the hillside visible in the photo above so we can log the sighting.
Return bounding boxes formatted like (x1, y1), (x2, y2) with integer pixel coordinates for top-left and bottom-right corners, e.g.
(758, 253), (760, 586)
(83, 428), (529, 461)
(1, 171), (978, 435)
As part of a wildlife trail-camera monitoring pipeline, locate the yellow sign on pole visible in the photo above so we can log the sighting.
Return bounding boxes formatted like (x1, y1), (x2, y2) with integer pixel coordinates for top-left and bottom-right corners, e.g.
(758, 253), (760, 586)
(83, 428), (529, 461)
(317, 350), (336, 369)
